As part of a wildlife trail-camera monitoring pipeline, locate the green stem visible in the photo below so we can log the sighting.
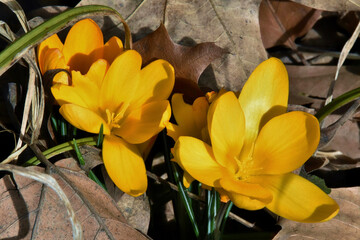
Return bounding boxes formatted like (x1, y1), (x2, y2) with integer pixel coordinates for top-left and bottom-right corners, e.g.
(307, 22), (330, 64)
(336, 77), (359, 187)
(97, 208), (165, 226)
(161, 130), (200, 238)
(315, 86), (360, 122)
(23, 136), (97, 166)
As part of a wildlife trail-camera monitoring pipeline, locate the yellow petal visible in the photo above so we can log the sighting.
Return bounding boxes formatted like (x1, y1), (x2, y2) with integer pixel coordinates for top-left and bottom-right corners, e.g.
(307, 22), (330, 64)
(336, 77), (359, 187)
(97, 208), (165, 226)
(219, 176), (272, 201)
(59, 104), (110, 134)
(53, 72), (70, 85)
(40, 48), (66, 74)
(253, 111), (320, 174)
(100, 50), (141, 113)
(238, 58), (288, 160)
(193, 97), (209, 131)
(52, 70), (99, 110)
(103, 135), (147, 197)
(260, 173), (339, 222)
(131, 59), (174, 110)
(37, 34), (63, 74)
(183, 172), (195, 188)
(217, 188), (267, 210)
(62, 19), (104, 74)
(173, 136), (225, 187)
(85, 59), (109, 88)
(227, 192), (267, 210)
(113, 100), (171, 144)
(207, 91), (245, 172)
(170, 94), (199, 139)
(103, 36), (123, 64)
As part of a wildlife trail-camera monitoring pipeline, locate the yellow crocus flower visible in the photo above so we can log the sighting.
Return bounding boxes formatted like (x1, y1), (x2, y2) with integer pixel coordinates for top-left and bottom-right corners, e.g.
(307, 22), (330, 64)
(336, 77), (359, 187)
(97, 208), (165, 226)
(38, 19), (175, 197)
(38, 18), (123, 84)
(173, 58), (339, 222)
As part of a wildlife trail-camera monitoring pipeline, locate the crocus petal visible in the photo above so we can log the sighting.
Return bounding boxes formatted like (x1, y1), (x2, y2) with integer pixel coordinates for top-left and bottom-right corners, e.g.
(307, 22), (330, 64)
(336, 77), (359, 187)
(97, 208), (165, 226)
(225, 191), (268, 211)
(183, 172), (195, 188)
(259, 173), (339, 223)
(59, 104), (110, 134)
(62, 19), (104, 74)
(52, 70), (99, 110)
(173, 136), (225, 187)
(130, 59), (174, 110)
(103, 135), (147, 197)
(103, 36), (123, 65)
(169, 94), (199, 139)
(219, 176), (272, 201)
(113, 100), (171, 144)
(252, 111), (320, 174)
(85, 59), (109, 88)
(40, 48), (67, 74)
(100, 50), (141, 112)
(192, 97), (209, 130)
(238, 58), (288, 159)
(207, 91), (245, 172)
(37, 34), (63, 74)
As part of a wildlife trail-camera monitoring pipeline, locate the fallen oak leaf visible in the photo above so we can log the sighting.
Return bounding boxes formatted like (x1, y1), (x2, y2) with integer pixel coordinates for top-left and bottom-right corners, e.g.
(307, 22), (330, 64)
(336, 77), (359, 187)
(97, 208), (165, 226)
(133, 23), (226, 103)
(259, 0), (322, 49)
(0, 158), (149, 239)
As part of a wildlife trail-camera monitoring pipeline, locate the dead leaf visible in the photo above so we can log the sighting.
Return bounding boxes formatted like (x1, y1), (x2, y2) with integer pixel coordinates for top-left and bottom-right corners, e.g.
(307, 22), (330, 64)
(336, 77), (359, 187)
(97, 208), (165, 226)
(306, 151), (360, 172)
(274, 187), (360, 240)
(117, 193), (150, 234)
(0, 158), (149, 239)
(290, 0), (360, 11)
(259, 0), (321, 49)
(133, 23), (225, 102)
(77, 0), (268, 91)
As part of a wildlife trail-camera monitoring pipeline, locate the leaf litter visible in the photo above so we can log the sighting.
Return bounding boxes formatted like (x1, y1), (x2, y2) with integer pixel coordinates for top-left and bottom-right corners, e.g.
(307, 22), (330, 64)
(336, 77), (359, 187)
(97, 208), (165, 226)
(3, 0), (360, 239)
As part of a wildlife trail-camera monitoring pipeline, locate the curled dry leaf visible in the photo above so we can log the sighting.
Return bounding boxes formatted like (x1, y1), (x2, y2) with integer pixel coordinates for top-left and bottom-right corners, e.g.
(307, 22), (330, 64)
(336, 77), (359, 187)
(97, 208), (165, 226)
(78, 0), (268, 91)
(0, 158), (149, 239)
(133, 23), (226, 102)
(259, 0), (322, 49)
(274, 187), (360, 240)
(290, 0), (360, 11)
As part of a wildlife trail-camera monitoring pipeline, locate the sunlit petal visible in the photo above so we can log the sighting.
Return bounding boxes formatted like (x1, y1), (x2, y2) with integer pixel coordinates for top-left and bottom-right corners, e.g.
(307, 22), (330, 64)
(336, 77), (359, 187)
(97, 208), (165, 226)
(59, 104), (110, 134)
(100, 50), (141, 112)
(131, 59), (174, 109)
(222, 190), (267, 211)
(37, 34), (63, 74)
(103, 135), (147, 197)
(103, 36), (123, 65)
(208, 91), (244, 172)
(40, 48), (67, 74)
(219, 176), (272, 201)
(62, 19), (103, 74)
(253, 111), (320, 174)
(174, 136), (225, 187)
(183, 172), (195, 188)
(238, 58), (288, 159)
(85, 59), (109, 88)
(260, 173), (339, 223)
(113, 100), (170, 144)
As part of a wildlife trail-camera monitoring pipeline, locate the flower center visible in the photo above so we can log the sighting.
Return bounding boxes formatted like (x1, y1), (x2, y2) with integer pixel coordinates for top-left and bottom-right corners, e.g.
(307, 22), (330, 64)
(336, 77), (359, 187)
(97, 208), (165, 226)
(105, 102), (129, 130)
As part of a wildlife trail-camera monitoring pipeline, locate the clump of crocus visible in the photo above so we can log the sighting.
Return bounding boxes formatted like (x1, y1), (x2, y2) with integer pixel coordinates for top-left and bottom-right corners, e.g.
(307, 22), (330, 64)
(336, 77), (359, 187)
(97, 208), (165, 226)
(38, 19), (175, 197)
(172, 58), (339, 222)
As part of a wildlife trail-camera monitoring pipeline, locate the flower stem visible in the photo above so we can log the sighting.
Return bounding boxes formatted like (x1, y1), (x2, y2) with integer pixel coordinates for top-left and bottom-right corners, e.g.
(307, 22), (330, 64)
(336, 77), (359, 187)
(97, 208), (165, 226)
(315, 86), (360, 122)
(161, 130), (200, 238)
(23, 136), (97, 166)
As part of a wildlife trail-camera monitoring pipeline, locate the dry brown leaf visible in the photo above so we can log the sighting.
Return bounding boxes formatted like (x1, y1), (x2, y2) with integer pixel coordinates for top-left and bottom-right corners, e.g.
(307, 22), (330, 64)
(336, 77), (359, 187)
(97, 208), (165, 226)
(0, 158), (149, 239)
(133, 23), (225, 102)
(274, 187), (360, 240)
(259, 0), (321, 49)
(290, 0), (360, 11)
(77, 0), (268, 91)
